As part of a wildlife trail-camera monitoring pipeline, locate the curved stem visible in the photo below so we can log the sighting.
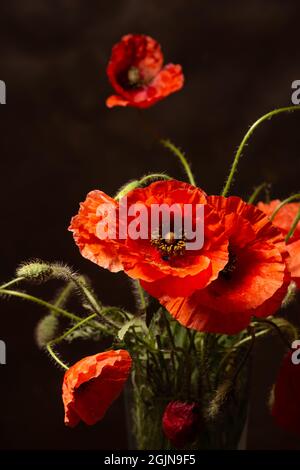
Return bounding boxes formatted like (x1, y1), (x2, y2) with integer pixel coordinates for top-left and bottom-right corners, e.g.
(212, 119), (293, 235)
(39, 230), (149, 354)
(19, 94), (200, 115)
(0, 277), (24, 289)
(222, 105), (300, 197)
(52, 314), (98, 346)
(248, 182), (269, 204)
(286, 207), (300, 242)
(46, 343), (69, 370)
(270, 194), (300, 221)
(161, 139), (196, 186)
(115, 173), (172, 200)
(138, 174), (172, 185)
(72, 276), (102, 313)
(115, 181), (139, 200)
(255, 318), (294, 349)
(71, 276), (120, 329)
(228, 328), (269, 350)
(232, 327), (255, 385)
(0, 289), (81, 322)
(216, 327), (266, 384)
(46, 314), (98, 371)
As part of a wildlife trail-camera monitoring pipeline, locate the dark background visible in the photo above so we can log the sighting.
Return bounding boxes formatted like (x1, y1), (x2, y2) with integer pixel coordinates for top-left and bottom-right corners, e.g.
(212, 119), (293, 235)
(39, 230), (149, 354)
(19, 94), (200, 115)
(0, 0), (300, 450)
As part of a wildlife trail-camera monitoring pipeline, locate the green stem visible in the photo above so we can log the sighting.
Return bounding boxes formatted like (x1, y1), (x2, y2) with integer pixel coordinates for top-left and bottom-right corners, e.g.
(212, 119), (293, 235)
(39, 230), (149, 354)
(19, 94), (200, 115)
(139, 174), (172, 185)
(248, 182), (269, 204)
(46, 314), (98, 371)
(270, 194), (300, 221)
(254, 318), (293, 349)
(222, 105), (300, 197)
(228, 328), (270, 350)
(286, 207), (300, 242)
(72, 276), (102, 313)
(161, 309), (178, 372)
(46, 343), (69, 370)
(0, 288), (113, 335)
(231, 327), (255, 385)
(115, 173), (172, 200)
(53, 314), (98, 345)
(51, 282), (74, 313)
(136, 281), (147, 312)
(161, 139), (196, 186)
(0, 289), (81, 322)
(0, 277), (24, 289)
(156, 334), (171, 387)
(216, 327), (264, 384)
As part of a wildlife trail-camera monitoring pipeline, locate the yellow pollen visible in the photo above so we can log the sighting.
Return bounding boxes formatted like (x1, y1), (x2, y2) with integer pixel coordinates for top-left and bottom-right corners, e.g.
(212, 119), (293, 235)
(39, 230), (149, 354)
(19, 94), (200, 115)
(151, 232), (186, 260)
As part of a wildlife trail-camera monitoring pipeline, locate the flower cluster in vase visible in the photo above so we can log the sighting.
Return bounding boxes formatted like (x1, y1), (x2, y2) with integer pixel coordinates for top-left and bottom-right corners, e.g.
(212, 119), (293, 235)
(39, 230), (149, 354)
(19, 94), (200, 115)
(1, 34), (300, 450)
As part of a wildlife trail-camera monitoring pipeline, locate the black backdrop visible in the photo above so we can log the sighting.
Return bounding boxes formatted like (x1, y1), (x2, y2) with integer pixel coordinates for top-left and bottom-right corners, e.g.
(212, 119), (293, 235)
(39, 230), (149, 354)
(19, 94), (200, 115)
(0, 0), (300, 450)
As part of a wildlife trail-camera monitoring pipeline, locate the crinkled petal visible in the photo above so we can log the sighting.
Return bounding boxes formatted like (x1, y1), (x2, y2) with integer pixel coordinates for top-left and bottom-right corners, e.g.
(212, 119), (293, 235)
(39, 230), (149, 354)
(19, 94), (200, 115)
(62, 350), (132, 427)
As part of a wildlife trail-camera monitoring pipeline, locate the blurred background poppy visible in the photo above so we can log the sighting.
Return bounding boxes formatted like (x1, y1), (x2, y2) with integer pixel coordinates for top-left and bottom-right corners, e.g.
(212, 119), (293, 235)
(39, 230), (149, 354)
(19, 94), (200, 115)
(0, 0), (299, 450)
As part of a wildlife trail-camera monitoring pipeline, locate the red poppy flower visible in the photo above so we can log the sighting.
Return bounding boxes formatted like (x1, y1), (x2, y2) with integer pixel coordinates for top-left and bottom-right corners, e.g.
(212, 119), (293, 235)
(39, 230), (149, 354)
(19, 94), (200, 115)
(106, 34), (184, 108)
(286, 241), (300, 289)
(62, 349), (132, 427)
(271, 350), (300, 436)
(70, 180), (229, 297)
(154, 196), (290, 334)
(257, 200), (300, 243)
(258, 200), (300, 288)
(162, 401), (201, 448)
(70, 191), (123, 273)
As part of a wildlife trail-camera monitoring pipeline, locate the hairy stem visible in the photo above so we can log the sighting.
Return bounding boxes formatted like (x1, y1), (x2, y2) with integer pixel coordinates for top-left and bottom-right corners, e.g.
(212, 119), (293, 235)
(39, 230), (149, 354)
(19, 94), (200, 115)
(248, 182), (269, 204)
(161, 139), (196, 186)
(286, 207), (300, 242)
(222, 105), (300, 197)
(0, 277), (24, 289)
(270, 194), (300, 221)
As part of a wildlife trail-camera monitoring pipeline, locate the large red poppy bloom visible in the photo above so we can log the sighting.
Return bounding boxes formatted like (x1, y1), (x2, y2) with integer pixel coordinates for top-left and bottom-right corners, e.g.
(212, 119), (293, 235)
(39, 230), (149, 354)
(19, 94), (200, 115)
(154, 196), (290, 334)
(258, 200), (300, 288)
(106, 34), (184, 109)
(70, 180), (229, 298)
(271, 350), (300, 436)
(62, 349), (132, 427)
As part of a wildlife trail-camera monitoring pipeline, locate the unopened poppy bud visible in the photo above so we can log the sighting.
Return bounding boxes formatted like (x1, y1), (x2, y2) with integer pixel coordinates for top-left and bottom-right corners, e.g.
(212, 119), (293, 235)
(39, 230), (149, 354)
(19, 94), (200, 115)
(162, 401), (201, 448)
(35, 314), (59, 349)
(16, 261), (53, 283)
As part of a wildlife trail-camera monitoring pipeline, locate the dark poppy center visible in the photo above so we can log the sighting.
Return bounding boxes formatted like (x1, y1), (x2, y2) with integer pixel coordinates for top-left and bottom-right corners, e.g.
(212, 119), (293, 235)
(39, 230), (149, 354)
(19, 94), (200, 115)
(220, 246), (237, 280)
(118, 66), (144, 89)
(151, 231), (186, 261)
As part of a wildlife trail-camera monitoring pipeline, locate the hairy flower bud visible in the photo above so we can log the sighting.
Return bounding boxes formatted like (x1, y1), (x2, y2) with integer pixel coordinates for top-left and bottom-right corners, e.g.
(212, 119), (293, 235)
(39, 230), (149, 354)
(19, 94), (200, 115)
(16, 261), (53, 283)
(35, 314), (59, 348)
(162, 401), (201, 448)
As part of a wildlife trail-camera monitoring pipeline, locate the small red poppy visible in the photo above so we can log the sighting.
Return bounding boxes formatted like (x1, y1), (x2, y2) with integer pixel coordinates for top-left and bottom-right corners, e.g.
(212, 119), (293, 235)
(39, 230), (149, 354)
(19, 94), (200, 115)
(69, 180), (229, 298)
(271, 350), (300, 436)
(154, 196), (290, 334)
(162, 401), (201, 448)
(106, 34), (184, 108)
(62, 349), (132, 427)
